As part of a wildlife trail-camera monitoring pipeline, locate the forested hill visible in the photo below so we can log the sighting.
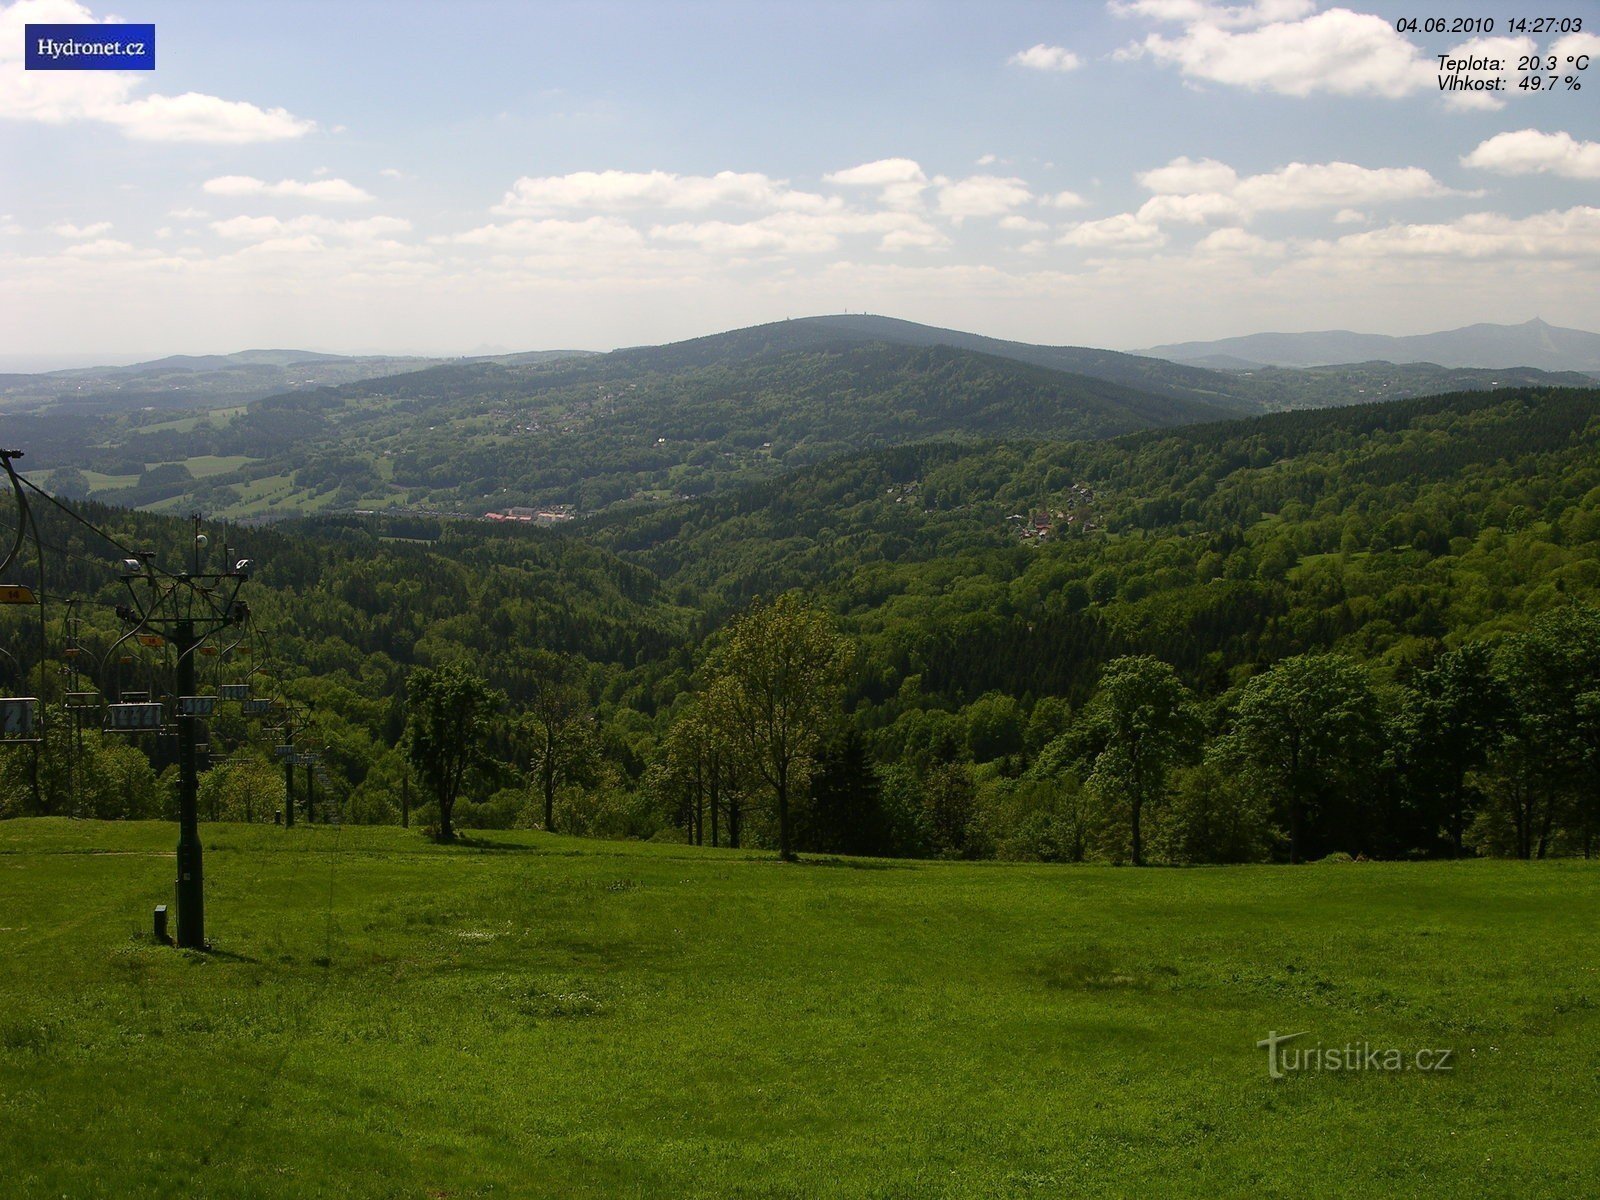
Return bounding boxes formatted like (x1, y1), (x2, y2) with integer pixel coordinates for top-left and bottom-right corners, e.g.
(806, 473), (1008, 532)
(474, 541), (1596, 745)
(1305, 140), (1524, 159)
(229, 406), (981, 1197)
(607, 315), (1260, 412)
(592, 385), (1600, 641)
(18, 316), (1596, 523)
(27, 337), (1236, 518)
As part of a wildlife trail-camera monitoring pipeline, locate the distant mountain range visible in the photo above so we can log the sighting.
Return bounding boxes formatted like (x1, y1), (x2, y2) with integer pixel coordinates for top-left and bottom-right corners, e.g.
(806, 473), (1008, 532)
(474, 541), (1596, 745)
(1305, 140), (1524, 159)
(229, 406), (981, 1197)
(0, 347), (594, 413)
(8, 313), (1599, 522)
(1139, 318), (1600, 374)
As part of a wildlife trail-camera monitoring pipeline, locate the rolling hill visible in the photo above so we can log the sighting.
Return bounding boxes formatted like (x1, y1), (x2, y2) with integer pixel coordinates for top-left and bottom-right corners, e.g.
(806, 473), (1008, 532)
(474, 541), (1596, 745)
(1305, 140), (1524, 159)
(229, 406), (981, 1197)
(10, 315), (1598, 523)
(14, 326), (1249, 519)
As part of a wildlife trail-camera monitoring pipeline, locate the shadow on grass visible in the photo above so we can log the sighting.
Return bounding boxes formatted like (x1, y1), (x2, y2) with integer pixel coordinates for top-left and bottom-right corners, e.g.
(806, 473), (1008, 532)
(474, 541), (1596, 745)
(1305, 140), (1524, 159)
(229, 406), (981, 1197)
(793, 855), (917, 871)
(451, 834), (545, 853)
(191, 945), (263, 964)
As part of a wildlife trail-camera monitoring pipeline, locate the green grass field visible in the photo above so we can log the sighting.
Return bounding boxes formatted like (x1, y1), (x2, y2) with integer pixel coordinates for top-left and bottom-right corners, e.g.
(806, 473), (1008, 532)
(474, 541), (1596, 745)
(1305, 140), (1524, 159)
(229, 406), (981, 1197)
(1, 819), (1596, 1198)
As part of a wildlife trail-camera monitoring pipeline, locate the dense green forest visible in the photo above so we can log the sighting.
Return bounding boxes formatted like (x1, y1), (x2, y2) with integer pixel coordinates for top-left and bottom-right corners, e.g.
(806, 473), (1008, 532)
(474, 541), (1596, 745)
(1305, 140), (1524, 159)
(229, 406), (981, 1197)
(3, 385), (1598, 863)
(9, 318), (1590, 523)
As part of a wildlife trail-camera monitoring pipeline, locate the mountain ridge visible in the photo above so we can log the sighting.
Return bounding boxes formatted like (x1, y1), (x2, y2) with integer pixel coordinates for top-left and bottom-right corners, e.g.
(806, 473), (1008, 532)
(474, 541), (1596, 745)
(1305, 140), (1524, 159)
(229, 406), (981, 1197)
(1139, 318), (1600, 373)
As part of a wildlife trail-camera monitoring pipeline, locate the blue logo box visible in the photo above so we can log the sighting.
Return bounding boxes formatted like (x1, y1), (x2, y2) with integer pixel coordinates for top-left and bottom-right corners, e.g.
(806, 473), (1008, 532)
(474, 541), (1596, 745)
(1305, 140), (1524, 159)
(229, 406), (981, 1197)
(25, 23), (155, 70)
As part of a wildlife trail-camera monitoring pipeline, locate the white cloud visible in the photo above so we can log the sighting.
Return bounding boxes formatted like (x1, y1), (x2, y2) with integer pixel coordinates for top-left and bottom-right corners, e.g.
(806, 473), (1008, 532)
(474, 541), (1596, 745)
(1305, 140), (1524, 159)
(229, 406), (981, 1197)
(168, 207), (208, 219)
(1058, 213), (1167, 249)
(1009, 44), (1082, 72)
(1333, 208), (1367, 224)
(0, 2), (315, 142)
(209, 214), (411, 241)
(379, 167), (407, 179)
(1194, 227), (1284, 256)
(1232, 161), (1451, 211)
(651, 211), (943, 256)
(879, 226), (950, 252)
(61, 238), (136, 257)
(203, 176), (375, 203)
(999, 215), (1050, 232)
(100, 92), (314, 142)
(824, 158), (925, 186)
(1049, 190), (1089, 209)
(824, 158), (928, 209)
(1132, 154), (1452, 226)
(1136, 192), (1243, 224)
(1549, 31), (1600, 65)
(50, 220), (112, 238)
(1462, 129), (1600, 180)
(445, 216), (646, 251)
(1122, 7), (1430, 98)
(936, 175), (1033, 221)
(1138, 156), (1238, 194)
(493, 169), (834, 215)
(1311, 206), (1600, 262)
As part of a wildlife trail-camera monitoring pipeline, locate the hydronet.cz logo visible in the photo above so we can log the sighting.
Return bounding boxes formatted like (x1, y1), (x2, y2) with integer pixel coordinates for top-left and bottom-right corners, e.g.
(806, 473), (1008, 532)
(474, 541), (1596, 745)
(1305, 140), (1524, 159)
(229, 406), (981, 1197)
(1256, 1030), (1455, 1079)
(25, 23), (155, 71)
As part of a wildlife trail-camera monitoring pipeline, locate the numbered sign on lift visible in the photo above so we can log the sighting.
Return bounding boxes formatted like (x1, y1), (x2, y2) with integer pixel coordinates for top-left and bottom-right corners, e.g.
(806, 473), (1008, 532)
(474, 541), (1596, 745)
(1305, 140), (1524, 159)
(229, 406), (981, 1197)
(242, 698), (273, 717)
(179, 695), (218, 718)
(1, 698), (39, 741)
(218, 683), (251, 702)
(0, 584), (38, 605)
(106, 703), (164, 733)
(274, 744), (295, 759)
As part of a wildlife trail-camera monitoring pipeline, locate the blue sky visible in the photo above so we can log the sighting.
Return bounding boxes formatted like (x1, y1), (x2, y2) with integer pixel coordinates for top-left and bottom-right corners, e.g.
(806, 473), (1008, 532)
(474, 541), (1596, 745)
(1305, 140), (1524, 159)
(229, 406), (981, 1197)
(2, 0), (1597, 363)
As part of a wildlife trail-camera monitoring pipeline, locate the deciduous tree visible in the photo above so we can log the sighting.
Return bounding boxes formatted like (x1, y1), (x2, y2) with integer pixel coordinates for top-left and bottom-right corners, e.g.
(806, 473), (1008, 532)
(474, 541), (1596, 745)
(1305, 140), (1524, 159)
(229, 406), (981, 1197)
(703, 593), (855, 861)
(403, 662), (502, 842)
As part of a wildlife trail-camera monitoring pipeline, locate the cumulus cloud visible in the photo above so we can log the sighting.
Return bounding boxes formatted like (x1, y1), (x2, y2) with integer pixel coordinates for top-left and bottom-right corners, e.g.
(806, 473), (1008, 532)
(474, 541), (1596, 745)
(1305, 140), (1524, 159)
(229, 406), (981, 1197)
(1008, 44), (1082, 72)
(824, 158), (929, 209)
(1194, 227), (1284, 256)
(203, 176), (375, 203)
(1232, 161), (1451, 211)
(61, 237), (136, 258)
(1310, 206), (1600, 261)
(209, 214), (411, 241)
(0, 1), (315, 142)
(1133, 154), (1452, 225)
(936, 175), (1033, 221)
(1119, 6), (1430, 98)
(1058, 213), (1167, 249)
(493, 169), (834, 216)
(1138, 156), (1239, 194)
(1136, 192), (1243, 224)
(1462, 129), (1600, 180)
(999, 215), (1050, 233)
(1049, 190), (1089, 209)
(1549, 31), (1600, 65)
(445, 216), (645, 251)
(651, 211), (944, 256)
(50, 220), (112, 238)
